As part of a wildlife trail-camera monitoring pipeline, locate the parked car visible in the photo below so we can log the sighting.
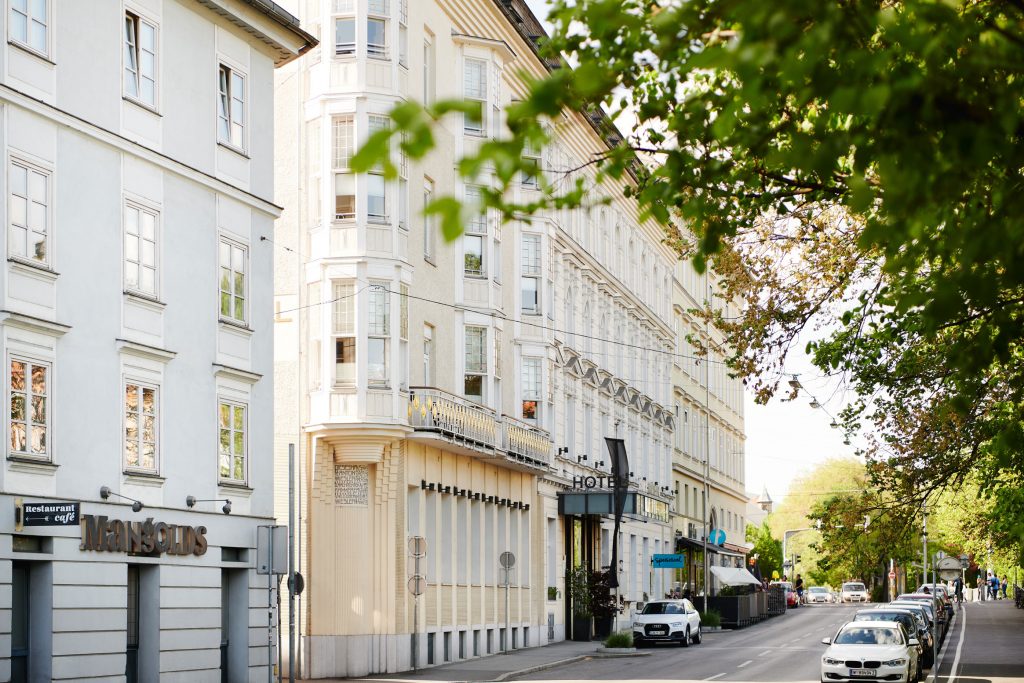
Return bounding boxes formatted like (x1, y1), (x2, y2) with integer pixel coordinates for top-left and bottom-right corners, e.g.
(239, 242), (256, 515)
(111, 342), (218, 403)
(922, 584), (955, 622)
(853, 608), (930, 673)
(892, 599), (945, 645)
(821, 621), (921, 683)
(807, 586), (834, 604)
(840, 581), (870, 603)
(887, 601), (936, 660)
(771, 581), (799, 608)
(632, 599), (702, 647)
(897, 594), (948, 642)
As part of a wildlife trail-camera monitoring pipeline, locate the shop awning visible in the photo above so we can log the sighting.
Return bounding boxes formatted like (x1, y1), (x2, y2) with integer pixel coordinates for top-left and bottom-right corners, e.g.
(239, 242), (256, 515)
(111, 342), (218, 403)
(709, 566), (761, 586)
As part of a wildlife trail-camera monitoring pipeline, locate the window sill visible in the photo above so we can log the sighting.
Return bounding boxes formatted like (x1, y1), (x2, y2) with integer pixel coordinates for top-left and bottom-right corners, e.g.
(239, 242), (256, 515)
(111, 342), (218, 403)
(124, 290), (166, 311)
(219, 318), (254, 335)
(217, 141), (250, 160)
(424, 256), (436, 267)
(123, 471), (165, 487)
(367, 54), (391, 61)
(464, 273), (487, 280)
(8, 257), (58, 281)
(6, 455), (57, 474)
(367, 216), (390, 225)
(218, 481), (253, 497)
(8, 40), (55, 65)
(122, 96), (162, 117)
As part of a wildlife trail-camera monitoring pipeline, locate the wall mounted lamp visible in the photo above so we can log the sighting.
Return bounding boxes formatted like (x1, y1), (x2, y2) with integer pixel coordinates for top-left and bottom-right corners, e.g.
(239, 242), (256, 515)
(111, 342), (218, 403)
(185, 496), (232, 514)
(100, 486), (144, 513)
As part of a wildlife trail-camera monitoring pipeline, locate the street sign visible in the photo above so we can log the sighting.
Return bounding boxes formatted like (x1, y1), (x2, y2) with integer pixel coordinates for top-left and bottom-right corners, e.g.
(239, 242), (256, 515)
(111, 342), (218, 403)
(959, 554), (970, 569)
(256, 525), (288, 575)
(500, 551), (516, 569)
(16, 500), (79, 529)
(408, 535), (427, 558)
(936, 557), (961, 581)
(888, 570), (896, 580)
(708, 529), (726, 545)
(408, 574), (426, 596)
(651, 553), (686, 568)
(934, 550), (947, 561)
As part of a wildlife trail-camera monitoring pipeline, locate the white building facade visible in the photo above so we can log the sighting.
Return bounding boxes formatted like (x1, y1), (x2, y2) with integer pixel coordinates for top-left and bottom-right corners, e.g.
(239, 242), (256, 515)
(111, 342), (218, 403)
(0, 1), (312, 681)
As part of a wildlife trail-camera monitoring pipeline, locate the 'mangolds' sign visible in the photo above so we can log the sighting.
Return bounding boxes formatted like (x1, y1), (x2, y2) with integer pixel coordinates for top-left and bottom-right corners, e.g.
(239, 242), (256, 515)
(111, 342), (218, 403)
(80, 515), (208, 556)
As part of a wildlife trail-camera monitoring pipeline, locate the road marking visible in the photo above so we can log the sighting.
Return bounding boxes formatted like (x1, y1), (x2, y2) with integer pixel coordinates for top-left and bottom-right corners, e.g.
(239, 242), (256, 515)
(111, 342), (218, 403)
(942, 605), (968, 683)
(703, 674), (727, 681)
(758, 650), (772, 656)
(737, 660), (753, 668)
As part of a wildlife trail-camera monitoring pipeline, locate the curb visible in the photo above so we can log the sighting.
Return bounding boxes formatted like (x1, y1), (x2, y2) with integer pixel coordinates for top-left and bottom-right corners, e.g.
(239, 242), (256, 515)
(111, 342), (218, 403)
(491, 654), (593, 682)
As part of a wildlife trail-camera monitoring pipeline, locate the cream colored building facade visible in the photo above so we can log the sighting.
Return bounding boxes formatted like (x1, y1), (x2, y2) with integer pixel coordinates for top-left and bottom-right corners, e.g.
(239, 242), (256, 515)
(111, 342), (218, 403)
(273, 0), (727, 678)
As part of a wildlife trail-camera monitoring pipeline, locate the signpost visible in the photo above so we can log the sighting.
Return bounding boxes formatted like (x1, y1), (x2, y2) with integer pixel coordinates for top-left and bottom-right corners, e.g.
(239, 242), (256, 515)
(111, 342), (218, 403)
(257, 525), (288, 683)
(408, 536), (427, 670)
(937, 557), (962, 581)
(708, 529), (726, 546)
(14, 500), (79, 530)
(500, 552), (516, 652)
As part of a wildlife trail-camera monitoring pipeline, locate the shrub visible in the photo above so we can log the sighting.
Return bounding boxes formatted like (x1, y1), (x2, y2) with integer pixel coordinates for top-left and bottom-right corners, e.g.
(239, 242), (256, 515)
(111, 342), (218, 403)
(604, 631), (633, 648)
(699, 609), (722, 628)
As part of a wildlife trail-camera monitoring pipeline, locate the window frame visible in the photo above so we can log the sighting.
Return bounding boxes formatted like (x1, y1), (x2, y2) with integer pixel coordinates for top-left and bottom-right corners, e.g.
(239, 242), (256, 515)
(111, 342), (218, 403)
(521, 356), (541, 423)
(463, 57), (488, 136)
(367, 282), (391, 387)
(464, 325), (487, 404)
(8, 0), (48, 58)
(521, 233), (541, 314)
(217, 62), (247, 152)
(423, 323), (434, 386)
(218, 237), (248, 326)
(423, 177), (436, 263)
(8, 355), (50, 461)
(217, 398), (248, 485)
(8, 156), (51, 268)
(333, 281), (357, 386)
(334, 15), (355, 57)
(123, 379), (159, 474)
(124, 10), (158, 109)
(332, 115), (355, 220)
(366, 0), (389, 60)
(123, 200), (159, 299)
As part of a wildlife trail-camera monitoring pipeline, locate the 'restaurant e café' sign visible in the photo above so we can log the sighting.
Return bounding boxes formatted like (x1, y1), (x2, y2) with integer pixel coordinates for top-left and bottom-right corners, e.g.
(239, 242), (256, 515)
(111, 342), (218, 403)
(80, 515), (208, 556)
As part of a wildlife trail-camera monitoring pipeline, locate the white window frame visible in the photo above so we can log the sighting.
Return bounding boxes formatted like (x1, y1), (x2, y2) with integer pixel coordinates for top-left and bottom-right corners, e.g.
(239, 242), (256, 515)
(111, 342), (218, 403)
(8, 157), (51, 267)
(217, 399), (247, 485)
(123, 200), (159, 298)
(464, 326), (487, 404)
(334, 15), (355, 57)
(423, 323), (434, 386)
(366, 0), (389, 60)
(217, 63), (246, 152)
(8, 355), (50, 460)
(463, 57), (488, 136)
(398, 0), (408, 67)
(124, 10), (158, 108)
(367, 282), (390, 387)
(521, 233), (541, 314)
(333, 281), (356, 385)
(219, 238), (248, 326)
(423, 177), (435, 262)
(123, 380), (159, 474)
(521, 144), (541, 188)
(9, 0), (48, 57)
(333, 114), (355, 220)
(521, 356), (541, 423)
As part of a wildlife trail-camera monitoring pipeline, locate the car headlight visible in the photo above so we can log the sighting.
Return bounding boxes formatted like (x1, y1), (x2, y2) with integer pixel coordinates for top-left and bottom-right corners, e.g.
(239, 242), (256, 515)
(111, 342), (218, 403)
(882, 659), (907, 667)
(823, 657), (844, 666)
(633, 622), (643, 629)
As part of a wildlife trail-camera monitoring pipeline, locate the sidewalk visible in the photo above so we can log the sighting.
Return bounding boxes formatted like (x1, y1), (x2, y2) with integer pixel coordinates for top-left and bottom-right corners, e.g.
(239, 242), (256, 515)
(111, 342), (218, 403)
(322, 639), (613, 683)
(934, 596), (1024, 683)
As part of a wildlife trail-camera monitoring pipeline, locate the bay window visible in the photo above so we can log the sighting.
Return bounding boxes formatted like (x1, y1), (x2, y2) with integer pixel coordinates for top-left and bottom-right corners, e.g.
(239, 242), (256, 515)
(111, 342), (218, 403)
(368, 283), (390, 385)
(521, 357), (541, 422)
(521, 234), (541, 314)
(463, 58), (487, 136)
(464, 326), (487, 403)
(334, 282), (356, 384)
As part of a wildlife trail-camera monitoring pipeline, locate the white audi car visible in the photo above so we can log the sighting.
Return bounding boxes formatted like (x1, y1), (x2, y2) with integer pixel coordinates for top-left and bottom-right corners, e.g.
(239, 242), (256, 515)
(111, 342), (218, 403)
(632, 599), (702, 647)
(841, 581), (869, 603)
(821, 621), (921, 683)
(807, 586), (834, 604)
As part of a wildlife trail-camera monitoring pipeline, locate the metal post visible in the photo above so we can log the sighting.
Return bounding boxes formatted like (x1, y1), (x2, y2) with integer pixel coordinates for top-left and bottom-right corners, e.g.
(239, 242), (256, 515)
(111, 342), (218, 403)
(702, 297), (711, 613)
(412, 552), (419, 671)
(504, 565), (511, 652)
(922, 502), (928, 588)
(267, 528), (274, 683)
(288, 444), (296, 683)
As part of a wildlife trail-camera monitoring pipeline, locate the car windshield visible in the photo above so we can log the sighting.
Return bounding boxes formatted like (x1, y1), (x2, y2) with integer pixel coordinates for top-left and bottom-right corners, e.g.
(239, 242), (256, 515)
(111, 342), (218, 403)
(642, 602), (683, 615)
(893, 602), (933, 619)
(809, 587), (827, 593)
(843, 583), (866, 591)
(834, 627), (903, 645)
(857, 613), (914, 632)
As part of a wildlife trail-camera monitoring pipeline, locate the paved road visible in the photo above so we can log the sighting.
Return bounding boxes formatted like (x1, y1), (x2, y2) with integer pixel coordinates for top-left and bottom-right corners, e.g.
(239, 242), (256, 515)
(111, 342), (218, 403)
(518, 603), (880, 682)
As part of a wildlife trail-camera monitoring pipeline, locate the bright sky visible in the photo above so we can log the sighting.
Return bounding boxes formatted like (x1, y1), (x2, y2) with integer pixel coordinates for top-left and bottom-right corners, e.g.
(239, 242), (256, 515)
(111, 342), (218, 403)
(522, 0), (857, 504)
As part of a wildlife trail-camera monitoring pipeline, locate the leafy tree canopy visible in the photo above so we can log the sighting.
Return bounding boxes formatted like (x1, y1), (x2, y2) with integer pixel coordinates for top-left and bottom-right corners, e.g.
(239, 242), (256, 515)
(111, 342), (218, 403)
(353, 0), (1024, 546)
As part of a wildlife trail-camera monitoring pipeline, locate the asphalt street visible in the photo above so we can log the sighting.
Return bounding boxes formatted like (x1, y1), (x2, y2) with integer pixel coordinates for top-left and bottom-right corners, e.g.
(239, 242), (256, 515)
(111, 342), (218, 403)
(518, 603), (903, 682)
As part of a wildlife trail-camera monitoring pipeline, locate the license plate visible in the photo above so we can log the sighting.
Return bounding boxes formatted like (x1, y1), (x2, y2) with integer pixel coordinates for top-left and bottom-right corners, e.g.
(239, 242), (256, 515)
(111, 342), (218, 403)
(649, 628), (666, 634)
(850, 669), (876, 677)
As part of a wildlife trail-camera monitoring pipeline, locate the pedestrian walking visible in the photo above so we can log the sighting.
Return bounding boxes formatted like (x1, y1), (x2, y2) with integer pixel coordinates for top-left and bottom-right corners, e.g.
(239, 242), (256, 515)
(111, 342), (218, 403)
(976, 574), (985, 602)
(1001, 575), (1009, 599)
(795, 574), (804, 603)
(989, 573), (999, 600)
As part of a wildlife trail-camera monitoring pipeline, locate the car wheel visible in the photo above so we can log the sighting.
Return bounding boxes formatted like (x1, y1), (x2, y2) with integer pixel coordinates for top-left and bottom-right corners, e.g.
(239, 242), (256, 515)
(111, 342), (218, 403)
(682, 627), (690, 648)
(693, 625), (702, 645)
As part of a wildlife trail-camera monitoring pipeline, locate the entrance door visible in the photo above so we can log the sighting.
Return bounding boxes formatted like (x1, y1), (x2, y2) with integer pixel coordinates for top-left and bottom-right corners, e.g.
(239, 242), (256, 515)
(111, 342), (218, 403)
(11, 561), (29, 683)
(126, 566), (140, 683)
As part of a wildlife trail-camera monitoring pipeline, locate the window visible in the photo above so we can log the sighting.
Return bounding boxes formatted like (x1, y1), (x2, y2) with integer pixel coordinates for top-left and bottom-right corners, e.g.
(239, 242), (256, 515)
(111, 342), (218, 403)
(465, 185), (487, 278)
(463, 58), (487, 135)
(368, 283), (390, 385)
(333, 115), (355, 219)
(218, 400), (246, 483)
(124, 382), (157, 472)
(367, 114), (389, 222)
(423, 324), (434, 385)
(9, 358), (48, 458)
(334, 17), (355, 56)
(423, 178), (435, 261)
(521, 357), (541, 422)
(124, 203), (158, 297)
(398, 0), (408, 67)
(219, 240), (247, 324)
(423, 36), (436, 105)
(10, 0), (47, 55)
(9, 160), (49, 265)
(124, 12), (157, 107)
(521, 234), (541, 314)
(521, 145), (540, 188)
(334, 282), (356, 384)
(398, 133), (409, 230)
(464, 326), (486, 403)
(367, 0), (388, 59)
(217, 64), (245, 150)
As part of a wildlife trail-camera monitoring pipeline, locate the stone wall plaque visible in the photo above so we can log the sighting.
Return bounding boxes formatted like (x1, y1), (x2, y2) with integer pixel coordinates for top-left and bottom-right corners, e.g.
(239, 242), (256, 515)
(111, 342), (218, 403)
(335, 464), (369, 506)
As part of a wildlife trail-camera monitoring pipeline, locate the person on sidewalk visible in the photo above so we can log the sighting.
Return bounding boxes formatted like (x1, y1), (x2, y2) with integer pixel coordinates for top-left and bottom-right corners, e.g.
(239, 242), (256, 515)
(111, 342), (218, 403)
(989, 573), (999, 600)
(795, 574), (804, 603)
(1001, 575), (1009, 599)
(977, 574), (985, 602)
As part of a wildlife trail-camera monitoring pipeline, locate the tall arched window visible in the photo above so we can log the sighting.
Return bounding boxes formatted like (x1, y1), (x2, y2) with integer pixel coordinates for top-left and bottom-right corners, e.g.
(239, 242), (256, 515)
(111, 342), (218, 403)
(599, 313), (608, 366)
(565, 287), (575, 347)
(582, 302), (591, 354)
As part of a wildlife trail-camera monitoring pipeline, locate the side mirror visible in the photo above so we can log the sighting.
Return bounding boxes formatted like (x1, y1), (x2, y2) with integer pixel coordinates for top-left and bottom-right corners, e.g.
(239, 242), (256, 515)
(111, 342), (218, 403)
(909, 639), (919, 646)
(821, 638), (831, 645)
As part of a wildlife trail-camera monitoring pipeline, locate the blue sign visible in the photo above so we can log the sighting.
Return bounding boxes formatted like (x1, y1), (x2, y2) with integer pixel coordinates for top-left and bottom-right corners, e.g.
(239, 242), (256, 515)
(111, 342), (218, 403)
(651, 553), (686, 568)
(708, 529), (727, 546)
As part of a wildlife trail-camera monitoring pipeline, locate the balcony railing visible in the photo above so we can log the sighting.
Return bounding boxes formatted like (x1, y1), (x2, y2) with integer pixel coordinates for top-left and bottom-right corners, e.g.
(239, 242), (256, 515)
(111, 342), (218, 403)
(408, 388), (550, 471)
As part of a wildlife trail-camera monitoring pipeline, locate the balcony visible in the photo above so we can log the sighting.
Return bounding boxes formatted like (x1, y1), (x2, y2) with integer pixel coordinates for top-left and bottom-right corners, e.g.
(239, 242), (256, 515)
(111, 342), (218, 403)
(407, 388), (551, 473)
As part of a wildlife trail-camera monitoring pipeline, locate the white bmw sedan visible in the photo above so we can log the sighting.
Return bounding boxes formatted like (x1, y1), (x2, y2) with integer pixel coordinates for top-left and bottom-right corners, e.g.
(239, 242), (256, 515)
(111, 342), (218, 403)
(632, 599), (702, 647)
(821, 621), (921, 683)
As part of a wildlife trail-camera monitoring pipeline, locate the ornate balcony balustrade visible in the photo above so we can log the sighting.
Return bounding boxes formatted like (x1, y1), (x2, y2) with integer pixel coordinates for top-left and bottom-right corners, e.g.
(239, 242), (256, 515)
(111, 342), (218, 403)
(408, 388), (550, 472)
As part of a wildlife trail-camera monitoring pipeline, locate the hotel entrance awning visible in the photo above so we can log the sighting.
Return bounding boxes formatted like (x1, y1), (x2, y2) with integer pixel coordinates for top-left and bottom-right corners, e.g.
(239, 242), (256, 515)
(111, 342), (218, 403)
(557, 491), (670, 523)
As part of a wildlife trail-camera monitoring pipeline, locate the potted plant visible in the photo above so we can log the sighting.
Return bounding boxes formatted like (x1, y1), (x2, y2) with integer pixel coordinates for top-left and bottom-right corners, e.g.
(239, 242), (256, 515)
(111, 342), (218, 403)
(566, 565), (593, 641)
(547, 586), (559, 601)
(590, 569), (617, 638)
